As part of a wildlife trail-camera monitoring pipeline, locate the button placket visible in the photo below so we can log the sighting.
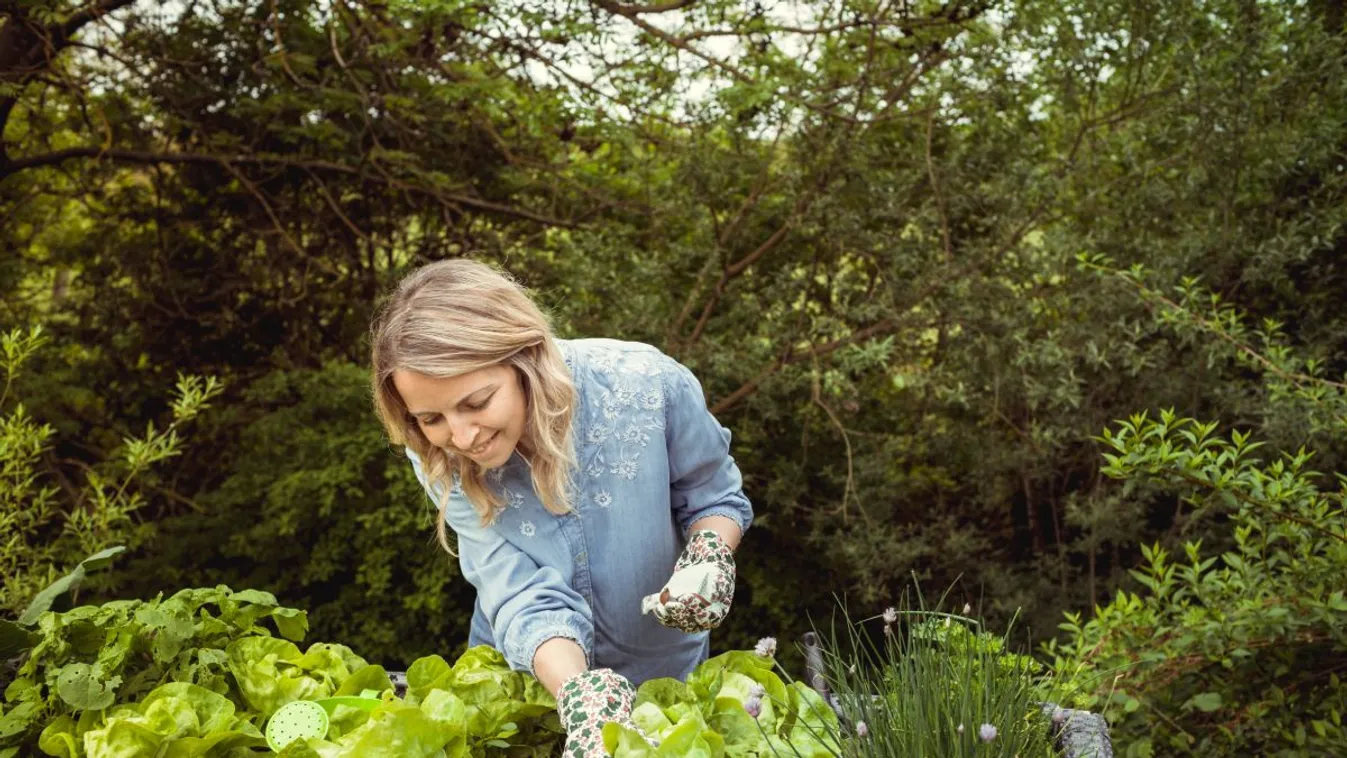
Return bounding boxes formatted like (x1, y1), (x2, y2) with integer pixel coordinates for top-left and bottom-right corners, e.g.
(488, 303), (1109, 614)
(561, 514), (593, 603)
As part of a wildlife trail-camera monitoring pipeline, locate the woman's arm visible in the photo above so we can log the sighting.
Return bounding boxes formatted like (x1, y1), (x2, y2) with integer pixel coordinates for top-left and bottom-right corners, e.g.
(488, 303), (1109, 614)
(405, 449), (595, 680)
(689, 514), (742, 551)
(533, 637), (589, 697)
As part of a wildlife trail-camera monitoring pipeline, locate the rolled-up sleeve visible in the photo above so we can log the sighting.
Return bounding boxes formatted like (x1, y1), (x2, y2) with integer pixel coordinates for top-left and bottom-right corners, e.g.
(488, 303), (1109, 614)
(405, 449), (595, 674)
(662, 361), (754, 540)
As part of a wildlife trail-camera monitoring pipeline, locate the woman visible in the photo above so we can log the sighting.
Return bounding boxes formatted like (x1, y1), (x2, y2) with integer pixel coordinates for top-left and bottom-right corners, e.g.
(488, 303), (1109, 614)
(369, 259), (753, 757)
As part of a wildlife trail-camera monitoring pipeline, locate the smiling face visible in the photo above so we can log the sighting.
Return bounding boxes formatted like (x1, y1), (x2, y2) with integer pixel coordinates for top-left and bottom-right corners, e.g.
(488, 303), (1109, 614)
(392, 364), (529, 469)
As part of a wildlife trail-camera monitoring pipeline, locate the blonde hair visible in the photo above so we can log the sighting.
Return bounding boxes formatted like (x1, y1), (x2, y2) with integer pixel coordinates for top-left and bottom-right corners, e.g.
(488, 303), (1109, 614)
(369, 258), (577, 552)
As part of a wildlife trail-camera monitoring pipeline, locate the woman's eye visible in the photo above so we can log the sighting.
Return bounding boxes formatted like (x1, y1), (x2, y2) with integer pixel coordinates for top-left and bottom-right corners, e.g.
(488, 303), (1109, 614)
(466, 396), (492, 412)
(420, 415), (442, 426)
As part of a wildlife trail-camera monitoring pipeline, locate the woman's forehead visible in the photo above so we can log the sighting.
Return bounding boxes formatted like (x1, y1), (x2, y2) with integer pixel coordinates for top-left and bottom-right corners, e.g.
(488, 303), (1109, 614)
(392, 366), (507, 411)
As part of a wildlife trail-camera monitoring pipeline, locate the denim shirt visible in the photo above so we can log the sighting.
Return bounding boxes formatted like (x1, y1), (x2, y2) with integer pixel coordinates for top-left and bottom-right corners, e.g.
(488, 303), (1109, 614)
(404, 337), (753, 686)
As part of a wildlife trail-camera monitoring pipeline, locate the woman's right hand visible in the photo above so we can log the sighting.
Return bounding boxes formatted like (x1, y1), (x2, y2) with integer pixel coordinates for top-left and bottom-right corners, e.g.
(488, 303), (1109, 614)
(556, 668), (652, 757)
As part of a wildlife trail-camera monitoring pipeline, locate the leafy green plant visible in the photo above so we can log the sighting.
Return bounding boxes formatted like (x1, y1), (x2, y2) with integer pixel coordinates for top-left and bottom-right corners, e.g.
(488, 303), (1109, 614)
(605, 647), (842, 758)
(0, 325), (223, 618)
(0, 581), (311, 757)
(0, 572), (566, 758)
(1045, 260), (1347, 756)
(1044, 409), (1347, 756)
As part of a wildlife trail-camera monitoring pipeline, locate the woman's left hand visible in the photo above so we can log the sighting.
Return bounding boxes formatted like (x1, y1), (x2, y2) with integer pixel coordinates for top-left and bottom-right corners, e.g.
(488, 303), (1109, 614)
(640, 529), (736, 632)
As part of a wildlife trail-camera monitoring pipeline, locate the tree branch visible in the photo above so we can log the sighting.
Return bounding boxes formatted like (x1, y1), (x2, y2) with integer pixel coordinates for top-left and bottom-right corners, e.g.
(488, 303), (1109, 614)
(0, 0), (136, 165)
(600, 0), (699, 14)
(0, 147), (576, 227)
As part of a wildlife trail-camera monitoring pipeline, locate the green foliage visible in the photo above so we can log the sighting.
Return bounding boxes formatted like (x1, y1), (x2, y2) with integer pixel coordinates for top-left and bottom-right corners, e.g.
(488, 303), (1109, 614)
(401, 647), (561, 757)
(117, 362), (469, 668)
(1046, 408), (1347, 755)
(605, 649), (842, 758)
(1045, 266), (1347, 755)
(4, 581), (563, 757)
(5, 2), (1347, 755)
(0, 583), (310, 755)
(0, 326), (221, 618)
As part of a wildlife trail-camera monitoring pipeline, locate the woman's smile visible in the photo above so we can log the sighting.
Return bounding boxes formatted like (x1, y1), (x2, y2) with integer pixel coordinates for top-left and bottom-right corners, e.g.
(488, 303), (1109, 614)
(468, 431), (499, 455)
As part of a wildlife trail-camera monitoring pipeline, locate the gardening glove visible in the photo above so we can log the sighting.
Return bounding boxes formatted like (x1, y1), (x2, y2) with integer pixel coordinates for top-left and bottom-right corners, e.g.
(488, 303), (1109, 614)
(556, 668), (652, 757)
(640, 528), (736, 633)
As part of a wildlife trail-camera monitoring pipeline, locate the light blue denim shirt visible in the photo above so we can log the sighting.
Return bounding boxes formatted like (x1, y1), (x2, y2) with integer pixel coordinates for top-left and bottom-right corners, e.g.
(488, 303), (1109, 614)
(405, 337), (753, 686)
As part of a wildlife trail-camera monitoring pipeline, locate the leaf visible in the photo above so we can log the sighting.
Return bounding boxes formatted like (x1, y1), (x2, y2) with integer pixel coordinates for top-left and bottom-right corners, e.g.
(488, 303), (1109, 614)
(0, 701), (40, 740)
(55, 663), (120, 711)
(77, 546), (128, 573)
(1327, 591), (1347, 612)
(1187, 692), (1222, 712)
(0, 619), (39, 658)
(272, 607), (309, 641)
(19, 546), (127, 625)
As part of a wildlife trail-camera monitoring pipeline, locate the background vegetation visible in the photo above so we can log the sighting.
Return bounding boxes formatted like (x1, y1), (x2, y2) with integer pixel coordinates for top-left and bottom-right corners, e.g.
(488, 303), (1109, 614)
(3, 0), (1345, 754)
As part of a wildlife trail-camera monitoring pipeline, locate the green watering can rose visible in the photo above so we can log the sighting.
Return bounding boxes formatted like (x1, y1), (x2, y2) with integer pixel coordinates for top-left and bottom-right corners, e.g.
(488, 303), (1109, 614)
(264, 689), (384, 751)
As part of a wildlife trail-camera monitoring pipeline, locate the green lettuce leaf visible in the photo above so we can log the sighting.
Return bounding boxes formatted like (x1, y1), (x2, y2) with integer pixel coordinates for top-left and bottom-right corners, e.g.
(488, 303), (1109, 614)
(285, 688), (469, 758)
(225, 638), (367, 717)
(79, 682), (266, 758)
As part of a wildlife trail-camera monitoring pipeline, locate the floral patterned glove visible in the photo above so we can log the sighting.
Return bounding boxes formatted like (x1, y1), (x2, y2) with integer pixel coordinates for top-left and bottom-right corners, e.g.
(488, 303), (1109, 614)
(556, 668), (650, 757)
(640, 529), (736, 633)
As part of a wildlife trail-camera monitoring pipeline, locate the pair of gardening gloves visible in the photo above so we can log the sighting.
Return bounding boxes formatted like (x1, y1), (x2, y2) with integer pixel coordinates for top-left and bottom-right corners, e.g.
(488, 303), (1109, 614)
(557, 529), (737, 757)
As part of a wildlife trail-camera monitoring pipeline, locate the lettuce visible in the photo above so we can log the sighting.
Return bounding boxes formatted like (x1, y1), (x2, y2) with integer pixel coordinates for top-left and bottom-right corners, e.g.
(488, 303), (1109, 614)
(277, 689), (470, 758)
(225, 637), (369, 717)
(73, 682), (266, 757)
(610, 651), (842, 758)
(405, 646), (562, 756)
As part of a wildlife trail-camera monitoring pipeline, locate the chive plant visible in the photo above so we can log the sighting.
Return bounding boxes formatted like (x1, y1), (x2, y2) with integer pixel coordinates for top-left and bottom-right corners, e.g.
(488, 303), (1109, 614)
(777, 593), (1072, 758)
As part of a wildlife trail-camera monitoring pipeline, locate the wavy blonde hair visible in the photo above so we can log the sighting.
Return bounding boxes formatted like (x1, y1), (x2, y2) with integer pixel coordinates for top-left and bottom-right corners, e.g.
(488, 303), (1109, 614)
(369, 258), (577, 552)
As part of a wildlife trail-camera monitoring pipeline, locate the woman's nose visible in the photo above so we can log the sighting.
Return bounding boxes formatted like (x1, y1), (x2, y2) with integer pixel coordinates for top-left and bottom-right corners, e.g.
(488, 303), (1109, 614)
(448, 421), (478, 451)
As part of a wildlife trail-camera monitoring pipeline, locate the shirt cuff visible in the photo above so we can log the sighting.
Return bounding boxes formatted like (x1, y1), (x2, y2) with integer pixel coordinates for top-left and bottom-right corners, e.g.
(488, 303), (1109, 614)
(509, 610), (595, 677)
(680, 504), (752, 542)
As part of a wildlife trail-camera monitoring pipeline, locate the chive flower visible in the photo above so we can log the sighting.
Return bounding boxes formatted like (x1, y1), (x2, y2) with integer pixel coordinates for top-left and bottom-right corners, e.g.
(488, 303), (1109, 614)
(754, 637), (777, 658)
(855, 721), (869, 738)
(979, 723), (998, 742)
(744, 696), (762, 719)
(882, 607), (897, 625)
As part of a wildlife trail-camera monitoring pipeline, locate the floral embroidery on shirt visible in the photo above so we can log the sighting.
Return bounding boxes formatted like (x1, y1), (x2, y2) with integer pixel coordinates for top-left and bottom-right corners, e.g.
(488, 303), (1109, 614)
(611, 454), (640, 481)
(520, 520), (536, 537)
(578, 345), (671, 486)
(593, 490), (613, 508)
(503, 488), (525, 509)
(641, 388), (664, 411)
(619, 424), (650, 447)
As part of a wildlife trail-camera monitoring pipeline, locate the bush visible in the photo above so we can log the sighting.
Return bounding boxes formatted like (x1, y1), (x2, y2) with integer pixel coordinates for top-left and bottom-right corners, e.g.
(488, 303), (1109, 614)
(1045, 262), (1347, 756)
(0, 325), (221, 617)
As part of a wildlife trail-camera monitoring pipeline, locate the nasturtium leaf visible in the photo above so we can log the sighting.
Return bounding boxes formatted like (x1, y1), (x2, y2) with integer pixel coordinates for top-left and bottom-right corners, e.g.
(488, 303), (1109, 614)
(55, 663), (119, 711)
